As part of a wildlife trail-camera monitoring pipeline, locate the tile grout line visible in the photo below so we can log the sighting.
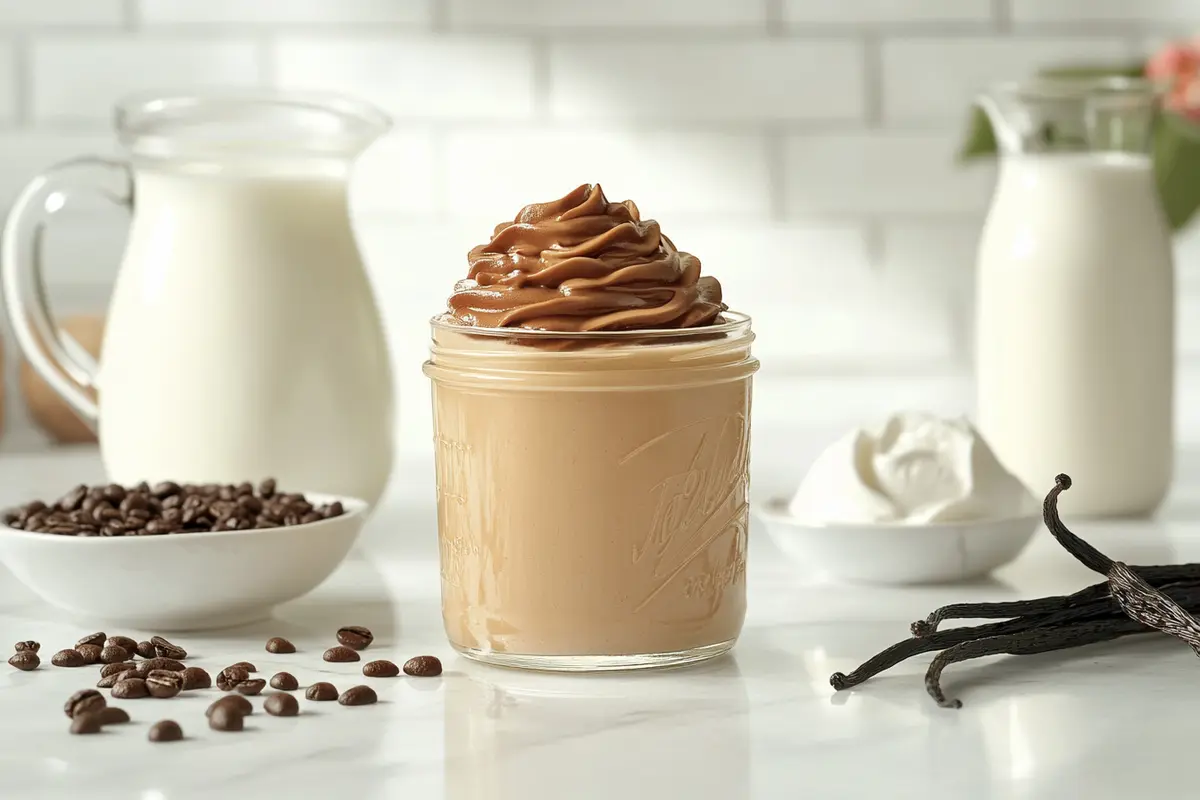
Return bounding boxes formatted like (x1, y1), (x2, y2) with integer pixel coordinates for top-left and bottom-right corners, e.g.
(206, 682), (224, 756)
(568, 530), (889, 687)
(122, 0), (140, 31)
(862, 34), (882, 129)
(764, 124), (786, 222)
(765, 0), (785, 36)
(992, 0), (1012, 33)
(256, 32), (276, 87)
(11, 35), (29, 128)
(530, 38), (552, 122)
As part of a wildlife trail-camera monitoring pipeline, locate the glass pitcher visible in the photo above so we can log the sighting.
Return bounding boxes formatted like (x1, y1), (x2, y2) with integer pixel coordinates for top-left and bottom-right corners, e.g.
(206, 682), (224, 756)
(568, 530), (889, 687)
(974, 78), (1173, 516)
(2, 90), (396, 506)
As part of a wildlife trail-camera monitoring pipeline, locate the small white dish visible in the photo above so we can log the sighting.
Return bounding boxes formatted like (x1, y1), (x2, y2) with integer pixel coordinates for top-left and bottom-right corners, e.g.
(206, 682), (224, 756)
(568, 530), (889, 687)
(755, 498), (1040, 585)
(0, 492), (369, 630)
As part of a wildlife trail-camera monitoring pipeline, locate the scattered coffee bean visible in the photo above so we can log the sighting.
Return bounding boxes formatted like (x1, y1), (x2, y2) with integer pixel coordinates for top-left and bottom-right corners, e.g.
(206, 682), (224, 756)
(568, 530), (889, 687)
(264, 693), (299, 717)
(70, 713), (103, 735)
(336, 626), (373, 650)
(76, 644), (102, 665)
(206, 695), (252, 718)
(150, 636), (186, 660)
(136, 641), (156, 659)
(180, 666), (211, 690)
(234, 679), (266, 696)
(99, 645), (129, 664)
(228, 661), (257, 673)
(362, 660), (399, 678)
(112, 678), (149, 699)
(402, 655), (443, 677)
(269, 672), (299, 691)
(13, 640), (39, 653)
(305, 682), (338, 701)
(148, 720), (183, 742)
(95, 707), (130, 725)
(146, 671), (182, 698)
(7, 480), (345, 536)
(208, 705), (245, 732)
(136, 658), (185, 676)
(64, 689), (106, 718)
(51, 649), (86, 668)
(76, 632), (105, 649)
(104, 636), (137, 655)
(265, 637), (295, 654)
(96, 673), (121, 689)
(8, 652), (39, 671)
(216, 665), (250, 691)
(323, 646), (360, 663)
(100, 661), (136, 678)
(338, 685), (377, 706)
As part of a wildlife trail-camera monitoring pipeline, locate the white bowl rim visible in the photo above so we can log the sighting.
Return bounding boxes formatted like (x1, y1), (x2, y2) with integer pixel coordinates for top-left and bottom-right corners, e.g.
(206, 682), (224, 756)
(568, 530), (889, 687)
(0, 491), (369, 545)
(755, 496), (1042, 532)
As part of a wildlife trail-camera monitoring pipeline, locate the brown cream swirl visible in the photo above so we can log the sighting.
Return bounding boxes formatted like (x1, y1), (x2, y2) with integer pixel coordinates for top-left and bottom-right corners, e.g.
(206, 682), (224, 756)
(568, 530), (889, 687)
(446, 184), (725, 331)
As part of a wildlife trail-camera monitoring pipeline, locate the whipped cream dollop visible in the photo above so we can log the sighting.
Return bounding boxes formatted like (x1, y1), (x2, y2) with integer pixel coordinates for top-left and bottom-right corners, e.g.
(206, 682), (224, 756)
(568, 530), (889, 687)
(788, 412), (1036, 525)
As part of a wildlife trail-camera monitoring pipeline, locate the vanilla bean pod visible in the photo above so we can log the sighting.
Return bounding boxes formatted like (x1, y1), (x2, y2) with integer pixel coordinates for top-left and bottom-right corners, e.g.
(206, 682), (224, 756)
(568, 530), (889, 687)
(834, 583), (1200, 690)
(1048, 474), (1200, 656)
(924, 616), (1147, 709)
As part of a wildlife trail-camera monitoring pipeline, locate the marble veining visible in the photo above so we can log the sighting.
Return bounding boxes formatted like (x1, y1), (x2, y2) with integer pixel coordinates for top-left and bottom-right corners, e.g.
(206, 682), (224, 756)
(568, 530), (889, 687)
(0, 448), (1199, 798)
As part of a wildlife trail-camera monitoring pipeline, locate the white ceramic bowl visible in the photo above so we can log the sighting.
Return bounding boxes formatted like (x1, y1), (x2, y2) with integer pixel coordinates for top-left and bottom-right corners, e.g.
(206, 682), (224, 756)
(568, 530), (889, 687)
(756, 498), (1040, 585)
(0, 493), (369, 630)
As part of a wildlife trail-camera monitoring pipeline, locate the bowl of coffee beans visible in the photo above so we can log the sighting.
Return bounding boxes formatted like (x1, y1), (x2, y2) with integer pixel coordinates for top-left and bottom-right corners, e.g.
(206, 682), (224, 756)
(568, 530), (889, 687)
(0, 479), (368, 630)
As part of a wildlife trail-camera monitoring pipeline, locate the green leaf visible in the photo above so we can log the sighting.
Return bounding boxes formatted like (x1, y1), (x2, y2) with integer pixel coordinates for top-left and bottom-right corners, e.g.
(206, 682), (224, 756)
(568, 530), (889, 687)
(1154, 112), (1200, 231)
(958, 107), (998, 161)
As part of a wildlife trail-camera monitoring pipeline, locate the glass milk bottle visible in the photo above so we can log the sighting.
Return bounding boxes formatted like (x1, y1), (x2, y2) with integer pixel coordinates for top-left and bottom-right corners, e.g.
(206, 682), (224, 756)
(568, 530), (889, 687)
(975, 79), (1174, 516)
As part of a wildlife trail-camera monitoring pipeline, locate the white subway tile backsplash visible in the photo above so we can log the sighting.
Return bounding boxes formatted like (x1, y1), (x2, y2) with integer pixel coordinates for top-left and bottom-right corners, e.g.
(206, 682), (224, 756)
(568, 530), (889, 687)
(548, 40), (864, 122)
(883, 37), (1132, 122)
(0, 1), (124, 26)
(273, 37), (535, 121)
(784, 132), (996, 215)
(31, 37), (261, 123)
(0, 41), (15, 123)
(1011, 0), (1200, 25)
(351, 129), (437, 217)
(140, 0), (432, 25)
(785, 0), (992, 25)
(449, 0), (765, 29)
(441, 128), (772, 218)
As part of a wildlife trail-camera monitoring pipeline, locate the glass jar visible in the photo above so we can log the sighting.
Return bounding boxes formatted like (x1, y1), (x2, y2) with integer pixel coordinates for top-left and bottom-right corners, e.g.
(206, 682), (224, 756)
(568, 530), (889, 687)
(423, 313), (759, 671)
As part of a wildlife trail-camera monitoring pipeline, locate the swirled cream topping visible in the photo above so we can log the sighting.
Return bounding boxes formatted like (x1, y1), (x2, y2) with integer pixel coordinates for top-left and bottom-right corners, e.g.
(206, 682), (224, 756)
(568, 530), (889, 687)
(446, 184), (726, 331)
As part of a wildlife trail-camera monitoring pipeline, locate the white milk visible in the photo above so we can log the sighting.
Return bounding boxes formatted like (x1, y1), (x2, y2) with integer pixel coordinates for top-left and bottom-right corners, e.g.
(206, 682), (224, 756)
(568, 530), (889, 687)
(975, 153), (1174, 515)
(97, 168), (394, 504)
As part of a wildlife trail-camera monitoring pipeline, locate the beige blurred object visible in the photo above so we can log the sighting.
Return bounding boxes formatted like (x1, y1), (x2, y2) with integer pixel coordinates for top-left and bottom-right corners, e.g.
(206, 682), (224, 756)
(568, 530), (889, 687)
(20, 314), (103, 444)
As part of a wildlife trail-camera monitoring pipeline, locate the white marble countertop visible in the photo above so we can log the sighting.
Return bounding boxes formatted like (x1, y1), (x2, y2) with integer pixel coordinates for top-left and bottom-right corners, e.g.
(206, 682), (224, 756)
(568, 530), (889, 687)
(2, 446), (1200, 799)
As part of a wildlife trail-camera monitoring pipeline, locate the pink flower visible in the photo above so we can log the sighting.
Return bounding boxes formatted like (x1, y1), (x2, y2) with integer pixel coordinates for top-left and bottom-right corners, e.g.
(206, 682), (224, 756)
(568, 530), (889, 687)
(1147, 40), (1200, 120)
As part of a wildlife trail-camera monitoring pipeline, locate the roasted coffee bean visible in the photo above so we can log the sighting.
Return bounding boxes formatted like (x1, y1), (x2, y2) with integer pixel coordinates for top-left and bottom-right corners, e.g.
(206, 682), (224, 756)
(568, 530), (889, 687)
(112, 678), (149, 699)
(99, 645), (130, 664)
(206, 695), (253, 718)
(70, 713), (103, 735)
(64, 689), (106, 718)
(76, 644), (103, 665)
(137, 658), (185, 676)
(336, 626), (373, 650)
(8, 652), (39, 671)
(13, 640), (39, 653)
(305, 682), (338, 701)
(100, 661), (136, 678)
(58, 485), (88, 512)
(96, 673), (121, 689)
(228, 661), (256, 673)
(136, 641), (156, 659)
(264, 637), (295, 654)
(148, 720), (183, 742)
(76, 632), (106, 649)
(146, 671), (182, 698)
(95, 707), (130, 725)
(51, 649), (86, 668)
(264, 693), (299, 717)
(216, 665), (250, 691)
(234, 679), (266, 696)
(150, 636), (186, 660)
(338, 685), (377, 706)
(323, 646), (360, 663)
(362, 660), (400, 678)
(269, 672), (299, 691)
(208, 705), (244, 732)
(104, 636), (138, 655)
(180, 666), (212, 690)
(402, 655), (443, 677)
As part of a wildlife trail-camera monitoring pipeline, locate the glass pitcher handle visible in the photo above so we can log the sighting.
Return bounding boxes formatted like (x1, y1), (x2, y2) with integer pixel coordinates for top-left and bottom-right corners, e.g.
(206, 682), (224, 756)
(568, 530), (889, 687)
(1, 157), (134, 427)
